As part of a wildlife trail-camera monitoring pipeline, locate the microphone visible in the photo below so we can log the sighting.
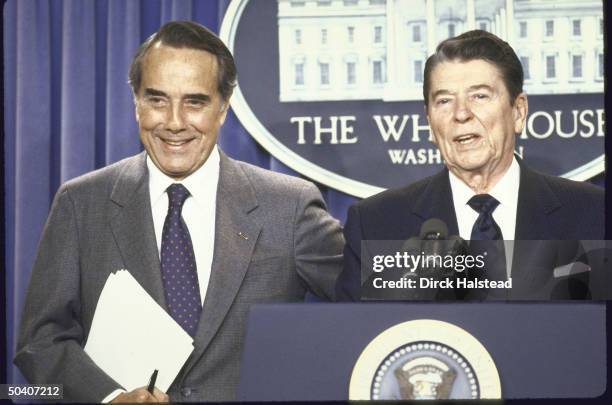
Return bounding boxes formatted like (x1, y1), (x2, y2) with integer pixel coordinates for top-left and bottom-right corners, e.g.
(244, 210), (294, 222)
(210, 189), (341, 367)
(419, 219), (448, 276)
(399, 219), (456, 280)
(419, 218), (448, 239)
(420, 219), (448, 273)
(417, 219), (466, 299)
(399, 236), (422, 280)
(363, 219), (468, 301)
(447, 235), (468, 261)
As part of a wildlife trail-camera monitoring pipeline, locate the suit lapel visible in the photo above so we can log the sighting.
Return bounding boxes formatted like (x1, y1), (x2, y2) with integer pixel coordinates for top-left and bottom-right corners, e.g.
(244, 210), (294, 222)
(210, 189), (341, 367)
(512, 162), (562, 280)
(412, 169), (460, 236)
(184, 152), (261, 373)
(514, 162), (561, 240)
(108, 152), (167, 310)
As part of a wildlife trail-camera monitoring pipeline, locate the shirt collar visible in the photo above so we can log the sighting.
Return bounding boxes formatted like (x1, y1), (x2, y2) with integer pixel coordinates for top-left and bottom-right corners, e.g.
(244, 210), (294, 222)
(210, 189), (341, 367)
(449, 155), (521, 207)
(147, 145), (220, 207)
(489, 156), (520, 209)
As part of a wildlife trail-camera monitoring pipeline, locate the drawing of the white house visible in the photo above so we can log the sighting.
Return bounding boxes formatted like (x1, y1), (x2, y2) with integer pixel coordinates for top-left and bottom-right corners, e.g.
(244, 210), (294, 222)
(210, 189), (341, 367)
(277, 0), (604, 102)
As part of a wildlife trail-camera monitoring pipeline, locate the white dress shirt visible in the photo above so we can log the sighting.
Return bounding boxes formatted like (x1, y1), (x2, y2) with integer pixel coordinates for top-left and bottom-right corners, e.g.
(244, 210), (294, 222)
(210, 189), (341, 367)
(449, 156), (520, 276)
(147, 146), (220, 306)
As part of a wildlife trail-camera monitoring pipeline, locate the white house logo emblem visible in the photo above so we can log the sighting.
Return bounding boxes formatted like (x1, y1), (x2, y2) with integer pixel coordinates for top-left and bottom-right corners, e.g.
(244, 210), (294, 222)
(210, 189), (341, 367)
(349, 319), (501, 400)
(221, 0), (604, 198)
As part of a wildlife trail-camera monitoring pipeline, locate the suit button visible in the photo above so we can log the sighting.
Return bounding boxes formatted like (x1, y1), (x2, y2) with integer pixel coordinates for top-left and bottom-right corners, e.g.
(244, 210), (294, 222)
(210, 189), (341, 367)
(181, 387), (192, 397)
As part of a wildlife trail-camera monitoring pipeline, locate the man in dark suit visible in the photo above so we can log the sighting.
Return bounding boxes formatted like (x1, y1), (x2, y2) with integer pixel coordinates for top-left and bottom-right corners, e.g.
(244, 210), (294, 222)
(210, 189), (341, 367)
(15, 21), (344, 402)
(336, 30), (604, 301)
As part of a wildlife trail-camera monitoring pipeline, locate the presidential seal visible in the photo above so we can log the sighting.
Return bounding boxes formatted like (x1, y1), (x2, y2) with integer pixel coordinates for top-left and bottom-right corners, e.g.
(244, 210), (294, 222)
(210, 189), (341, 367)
(349, 320), (501, 400)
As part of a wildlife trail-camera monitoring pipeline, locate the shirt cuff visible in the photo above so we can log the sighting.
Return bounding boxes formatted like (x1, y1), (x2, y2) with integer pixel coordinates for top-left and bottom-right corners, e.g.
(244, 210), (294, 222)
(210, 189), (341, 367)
(102, 389), (126, 403)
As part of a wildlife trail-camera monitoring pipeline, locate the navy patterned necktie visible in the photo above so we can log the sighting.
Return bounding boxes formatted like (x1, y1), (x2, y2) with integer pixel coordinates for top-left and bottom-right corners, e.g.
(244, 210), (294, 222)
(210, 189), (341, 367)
(160, 183), (202, 337)
(468, 194), (503, 241)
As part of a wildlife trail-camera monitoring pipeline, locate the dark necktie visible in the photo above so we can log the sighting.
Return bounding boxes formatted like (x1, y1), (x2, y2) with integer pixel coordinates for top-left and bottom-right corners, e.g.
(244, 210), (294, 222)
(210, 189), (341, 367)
(160, 183), (202, 336)
(468, 194), (503, 241)
(467, 194), (507, 290)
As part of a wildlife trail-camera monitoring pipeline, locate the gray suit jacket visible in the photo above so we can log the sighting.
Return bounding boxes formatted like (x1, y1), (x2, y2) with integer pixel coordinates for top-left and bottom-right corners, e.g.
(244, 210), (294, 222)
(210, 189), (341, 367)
(15, 151), (344, 402)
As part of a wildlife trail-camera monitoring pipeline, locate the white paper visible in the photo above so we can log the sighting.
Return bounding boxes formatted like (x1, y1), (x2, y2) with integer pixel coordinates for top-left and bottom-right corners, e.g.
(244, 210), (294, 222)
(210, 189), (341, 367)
(85, 270), (194, 392)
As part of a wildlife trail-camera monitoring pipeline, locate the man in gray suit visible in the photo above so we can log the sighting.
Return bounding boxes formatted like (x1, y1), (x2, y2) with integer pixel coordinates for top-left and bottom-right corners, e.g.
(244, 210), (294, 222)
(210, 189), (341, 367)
(15, 21), (344, 402)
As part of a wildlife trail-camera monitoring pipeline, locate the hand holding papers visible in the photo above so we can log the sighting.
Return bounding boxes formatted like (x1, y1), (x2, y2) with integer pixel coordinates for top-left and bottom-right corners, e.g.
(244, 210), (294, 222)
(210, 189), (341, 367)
(84, 270), (194, 392)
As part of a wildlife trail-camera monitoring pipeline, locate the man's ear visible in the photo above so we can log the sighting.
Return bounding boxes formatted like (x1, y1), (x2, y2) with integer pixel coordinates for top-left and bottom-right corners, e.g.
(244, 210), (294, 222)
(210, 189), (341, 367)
(133, 94), (140, 123)
(425, 104), (437, 145)
(218, 100), (229, 125)
(513, 92), (528, 134)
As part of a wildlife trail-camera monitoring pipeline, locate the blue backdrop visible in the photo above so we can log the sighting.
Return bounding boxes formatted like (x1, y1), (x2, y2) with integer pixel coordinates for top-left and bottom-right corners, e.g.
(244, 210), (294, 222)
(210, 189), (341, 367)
(3, 0), (604, 386)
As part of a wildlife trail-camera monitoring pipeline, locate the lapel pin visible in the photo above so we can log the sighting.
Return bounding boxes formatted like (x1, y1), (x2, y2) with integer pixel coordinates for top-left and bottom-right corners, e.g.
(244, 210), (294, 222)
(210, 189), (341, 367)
(238, 232), (249, 240)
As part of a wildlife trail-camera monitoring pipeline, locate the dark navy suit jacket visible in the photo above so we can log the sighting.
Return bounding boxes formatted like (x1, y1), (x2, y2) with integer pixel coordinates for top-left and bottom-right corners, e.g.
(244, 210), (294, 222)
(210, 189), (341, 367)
(336, 161), (605, 300)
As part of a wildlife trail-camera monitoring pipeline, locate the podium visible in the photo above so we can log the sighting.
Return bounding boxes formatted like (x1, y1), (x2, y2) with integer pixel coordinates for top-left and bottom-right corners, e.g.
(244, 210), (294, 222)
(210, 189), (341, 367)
(237, 303), (606, 401)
